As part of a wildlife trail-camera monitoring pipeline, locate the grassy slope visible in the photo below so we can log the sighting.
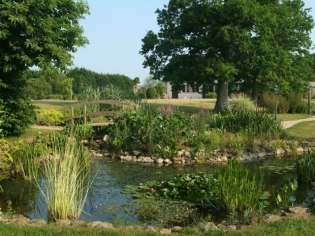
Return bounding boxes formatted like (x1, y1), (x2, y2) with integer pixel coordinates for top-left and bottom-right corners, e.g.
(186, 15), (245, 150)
(1, 218), (315, 236)
(286, 120), (315, 141)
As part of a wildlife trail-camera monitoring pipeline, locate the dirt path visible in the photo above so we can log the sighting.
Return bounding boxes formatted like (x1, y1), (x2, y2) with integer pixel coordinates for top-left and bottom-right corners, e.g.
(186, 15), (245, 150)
(31, 125), (64, 131)
(281, 116), (315, 129)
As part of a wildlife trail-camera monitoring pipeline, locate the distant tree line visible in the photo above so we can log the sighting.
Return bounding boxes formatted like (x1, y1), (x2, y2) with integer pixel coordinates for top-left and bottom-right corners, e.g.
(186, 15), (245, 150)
(23, 67), (136, 100)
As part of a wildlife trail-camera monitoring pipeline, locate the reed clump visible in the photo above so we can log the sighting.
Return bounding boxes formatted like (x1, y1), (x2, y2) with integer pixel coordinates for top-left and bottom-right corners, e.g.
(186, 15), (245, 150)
(37, 131), (92, 221)
(296, 152), (315, 183)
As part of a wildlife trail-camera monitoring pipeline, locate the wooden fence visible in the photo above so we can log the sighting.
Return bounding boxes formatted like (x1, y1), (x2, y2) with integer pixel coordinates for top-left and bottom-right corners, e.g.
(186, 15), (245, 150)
(65, 100), (125, 125)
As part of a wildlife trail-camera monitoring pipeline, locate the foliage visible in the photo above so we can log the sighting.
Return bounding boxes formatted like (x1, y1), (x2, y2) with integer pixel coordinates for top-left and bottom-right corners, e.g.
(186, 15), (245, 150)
(62, 124), (93, 140)
(105, 103), (192, 156)
(125, 159), (265, 215)
(0, 91), (36, 137)
(217, 159), (264, 213)
(146, 87), (157, 99)
(295, 102), (309, 114)
(207, 111), (283, 140)
(205, 92), (217, 99)
(229, 97), (256, 114)
(276, 179), (298, 211)
(46, 94), (64, 100)
(0, 139), (13, 182)
(140, 0), (314, 112)
(296, 153), (315, 183)
(154, 172), (219, 206)
(67, 67), (135, 95)
(11, 138), (49, 180)
(35, 109), (66, 126)
(36, 132), (92, 221)
(0, 0), (89, 136)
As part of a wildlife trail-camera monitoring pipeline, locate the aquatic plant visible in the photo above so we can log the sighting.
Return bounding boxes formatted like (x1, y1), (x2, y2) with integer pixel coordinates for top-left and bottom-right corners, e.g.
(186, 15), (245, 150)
(296, 153), (315, 183)
(105, 102), (192, 156)
(36, 132), (92, 221)
(276, 179), (298, 211)
(14, 141), (47, 181)
(217, 159), (265, 213)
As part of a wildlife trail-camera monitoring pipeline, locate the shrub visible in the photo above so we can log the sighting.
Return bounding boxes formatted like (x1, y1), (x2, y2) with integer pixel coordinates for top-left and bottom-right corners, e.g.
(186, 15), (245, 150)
(0, 94), (36, 137)
(205, 92), (217, 99)
(46, 94), (64, 100)
(229, 96), (256, 114)
(35, 109), (65, 126)
(207, 111), (283, 140)
(262, 93), (290, 114)
(296, 102), (309, 114)
(146, 87), (157, 99)
(278, 96), (290, 113)
(289, 93), (304, 113)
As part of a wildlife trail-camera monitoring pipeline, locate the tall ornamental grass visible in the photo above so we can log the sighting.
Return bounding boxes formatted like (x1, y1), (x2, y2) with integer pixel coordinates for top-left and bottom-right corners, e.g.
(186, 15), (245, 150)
(37, 132), (92, 221)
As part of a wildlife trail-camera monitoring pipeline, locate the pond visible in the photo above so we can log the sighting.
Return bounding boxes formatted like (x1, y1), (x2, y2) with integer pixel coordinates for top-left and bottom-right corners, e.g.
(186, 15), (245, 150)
(0, 157), (311, 226)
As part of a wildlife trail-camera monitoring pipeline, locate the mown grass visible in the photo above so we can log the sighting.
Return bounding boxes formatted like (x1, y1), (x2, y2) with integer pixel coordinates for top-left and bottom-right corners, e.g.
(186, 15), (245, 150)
(286, 120), (315, 141)
(277, 113), (312, 121)
(4, 128), (56, 142)
(145, 98), (215, 112)
(32, 100), (77, 110)
(1, 218), (315, 236)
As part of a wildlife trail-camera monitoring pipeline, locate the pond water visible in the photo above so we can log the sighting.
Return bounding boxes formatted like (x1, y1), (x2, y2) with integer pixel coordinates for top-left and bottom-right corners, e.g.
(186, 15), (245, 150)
(0, 157), (311, 225)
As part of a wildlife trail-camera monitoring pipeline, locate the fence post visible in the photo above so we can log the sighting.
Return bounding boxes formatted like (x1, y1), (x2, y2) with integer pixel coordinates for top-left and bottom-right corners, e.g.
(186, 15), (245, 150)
(71, 106), (74, 125)
(84, 104), (87, 125)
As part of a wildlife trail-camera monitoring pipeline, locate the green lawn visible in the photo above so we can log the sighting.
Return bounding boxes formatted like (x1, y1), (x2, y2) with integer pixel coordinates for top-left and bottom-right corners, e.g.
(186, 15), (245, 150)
(286, 120), (315, 141)
(277, 113), (312, 121)
(1, 218), (315, 236)
(4, 128), (57, 142)
(32, 100), (78, 110)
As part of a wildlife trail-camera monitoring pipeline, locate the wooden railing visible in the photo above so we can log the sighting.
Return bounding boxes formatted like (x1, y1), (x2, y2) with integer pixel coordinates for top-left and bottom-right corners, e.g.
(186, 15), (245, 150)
(65, 100), (125, 125)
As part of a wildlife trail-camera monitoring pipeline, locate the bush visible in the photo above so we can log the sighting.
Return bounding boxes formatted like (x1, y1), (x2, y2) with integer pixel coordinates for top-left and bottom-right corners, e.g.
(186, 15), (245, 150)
(0, 94), (36, 137)
(146, 87), (157, 99)
(229, 96), (256, 114)
(289, 93), (304, 113)
(262, 93), (290, 114)
(35, 109), (65, 126)
(205, 92), (217, 99)
(46, 94), (64, 100)
(296, 102), (309, 114)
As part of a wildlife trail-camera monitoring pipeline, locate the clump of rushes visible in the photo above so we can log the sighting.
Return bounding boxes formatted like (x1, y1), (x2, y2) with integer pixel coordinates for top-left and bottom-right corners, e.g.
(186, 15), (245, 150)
(36, 132), (92, 221)
(296, 152), (315, 183)
(217, 159), (264, 213)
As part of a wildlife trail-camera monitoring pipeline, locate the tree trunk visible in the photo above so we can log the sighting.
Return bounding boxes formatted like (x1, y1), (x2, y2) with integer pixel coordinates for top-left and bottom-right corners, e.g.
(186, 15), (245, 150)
(214, 80), (229, 113)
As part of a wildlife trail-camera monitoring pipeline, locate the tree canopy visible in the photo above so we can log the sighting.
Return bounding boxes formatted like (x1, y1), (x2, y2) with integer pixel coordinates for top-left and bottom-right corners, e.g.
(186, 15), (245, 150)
(0, 0), (89, 136)
(140, 0), (314, 112)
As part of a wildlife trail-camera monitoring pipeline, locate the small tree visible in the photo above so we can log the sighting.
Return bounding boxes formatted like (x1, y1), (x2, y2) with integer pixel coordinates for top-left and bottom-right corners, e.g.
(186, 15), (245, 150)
(146, 87), (157, 99)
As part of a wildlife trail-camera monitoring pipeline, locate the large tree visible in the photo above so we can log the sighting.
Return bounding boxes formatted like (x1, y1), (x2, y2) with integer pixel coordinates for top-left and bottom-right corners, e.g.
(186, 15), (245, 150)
(140, 0), (314, 112)
(0, 0), (89, 136)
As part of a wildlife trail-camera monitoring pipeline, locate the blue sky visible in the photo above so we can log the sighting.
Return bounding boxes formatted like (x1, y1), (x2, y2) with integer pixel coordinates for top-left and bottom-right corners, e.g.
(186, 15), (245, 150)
(73, 0), (315, 84)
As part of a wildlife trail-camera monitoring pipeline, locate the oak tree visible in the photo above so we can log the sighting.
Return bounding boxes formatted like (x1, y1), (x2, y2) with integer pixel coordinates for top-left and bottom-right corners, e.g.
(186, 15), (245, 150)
(140, 0), (314, 112)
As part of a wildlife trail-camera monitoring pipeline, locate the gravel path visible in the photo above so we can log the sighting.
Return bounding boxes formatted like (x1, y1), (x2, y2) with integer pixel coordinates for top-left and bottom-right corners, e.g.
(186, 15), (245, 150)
(281, 117), (315, 129)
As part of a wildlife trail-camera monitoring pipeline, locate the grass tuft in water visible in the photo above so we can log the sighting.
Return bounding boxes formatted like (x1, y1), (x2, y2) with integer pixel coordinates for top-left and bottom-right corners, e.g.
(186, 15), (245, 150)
(36, 131), (92, 221)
